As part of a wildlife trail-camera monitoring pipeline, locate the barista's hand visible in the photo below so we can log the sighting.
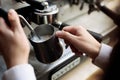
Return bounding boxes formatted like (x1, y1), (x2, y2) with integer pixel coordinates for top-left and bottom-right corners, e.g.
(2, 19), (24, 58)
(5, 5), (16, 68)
(0, 9), (30, 69)
(56, 26), (101, 59)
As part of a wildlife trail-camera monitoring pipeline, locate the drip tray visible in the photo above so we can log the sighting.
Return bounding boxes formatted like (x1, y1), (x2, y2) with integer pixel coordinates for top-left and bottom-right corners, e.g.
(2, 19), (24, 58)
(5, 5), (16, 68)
(29, 42), (82, 80)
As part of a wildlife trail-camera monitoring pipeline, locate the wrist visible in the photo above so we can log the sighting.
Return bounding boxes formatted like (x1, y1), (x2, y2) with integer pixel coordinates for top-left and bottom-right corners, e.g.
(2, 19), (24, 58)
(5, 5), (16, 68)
(4, 54), (29, 69)
(6, 59), (28, 69)
(89, 42), (101, 60)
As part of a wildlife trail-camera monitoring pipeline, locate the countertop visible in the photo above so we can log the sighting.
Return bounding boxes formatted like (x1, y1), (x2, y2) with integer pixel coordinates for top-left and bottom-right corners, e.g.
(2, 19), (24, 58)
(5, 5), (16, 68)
(59, 57), (103, 80)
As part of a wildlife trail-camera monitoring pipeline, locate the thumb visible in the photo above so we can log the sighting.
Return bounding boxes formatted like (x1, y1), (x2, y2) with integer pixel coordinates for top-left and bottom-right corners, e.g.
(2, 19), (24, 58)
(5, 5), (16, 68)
(8, 9), (21, 30)
(56, 30), (77, 44)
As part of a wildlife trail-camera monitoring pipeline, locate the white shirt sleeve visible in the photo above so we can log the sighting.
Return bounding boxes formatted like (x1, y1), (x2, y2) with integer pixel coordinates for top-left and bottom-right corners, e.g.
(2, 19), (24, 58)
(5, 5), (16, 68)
(93, 43), (113, 69)
(2, 64), (36, 80)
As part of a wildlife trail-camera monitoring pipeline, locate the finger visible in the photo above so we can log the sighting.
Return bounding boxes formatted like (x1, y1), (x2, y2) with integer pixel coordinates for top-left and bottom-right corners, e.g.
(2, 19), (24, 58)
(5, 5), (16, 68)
(70, 45), (83, 56)
(56, 30), (77, 42)
(64, 40), (70, 48)
(62, 26), (80, 34)
(56, 30), (80, 49)
(8, 9), (21, 30)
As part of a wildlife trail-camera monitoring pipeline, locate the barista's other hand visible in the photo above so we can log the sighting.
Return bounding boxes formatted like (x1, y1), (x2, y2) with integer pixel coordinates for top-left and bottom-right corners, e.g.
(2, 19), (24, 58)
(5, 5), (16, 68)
(0, 9), (30, 69)
(56, 26), (101, 59)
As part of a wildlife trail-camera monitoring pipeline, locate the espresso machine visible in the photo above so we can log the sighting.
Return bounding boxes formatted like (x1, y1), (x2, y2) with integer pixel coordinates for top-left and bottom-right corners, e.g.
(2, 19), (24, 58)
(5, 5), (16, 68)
(0, 0), (103, 80)
(17, 1), (84, 80)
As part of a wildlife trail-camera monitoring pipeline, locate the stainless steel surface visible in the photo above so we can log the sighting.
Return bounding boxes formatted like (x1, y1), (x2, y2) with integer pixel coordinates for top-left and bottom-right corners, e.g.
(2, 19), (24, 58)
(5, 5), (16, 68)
(34, 1), (59, 24)
(0, 56), (6, 80)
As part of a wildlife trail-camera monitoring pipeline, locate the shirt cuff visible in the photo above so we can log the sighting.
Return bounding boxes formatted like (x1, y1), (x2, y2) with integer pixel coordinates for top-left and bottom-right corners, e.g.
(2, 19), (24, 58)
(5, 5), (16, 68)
(94, 43), (113, 69)
(2, 64), (36, 80)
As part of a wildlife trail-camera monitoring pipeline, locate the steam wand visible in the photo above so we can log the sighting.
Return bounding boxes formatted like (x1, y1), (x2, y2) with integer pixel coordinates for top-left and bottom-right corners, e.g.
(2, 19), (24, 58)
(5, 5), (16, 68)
(19, 15), (41, 39)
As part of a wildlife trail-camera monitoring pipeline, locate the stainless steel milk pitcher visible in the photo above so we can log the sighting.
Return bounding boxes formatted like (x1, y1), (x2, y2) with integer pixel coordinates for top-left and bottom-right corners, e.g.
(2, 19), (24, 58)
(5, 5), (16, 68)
(29, 24), (63, 64)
